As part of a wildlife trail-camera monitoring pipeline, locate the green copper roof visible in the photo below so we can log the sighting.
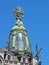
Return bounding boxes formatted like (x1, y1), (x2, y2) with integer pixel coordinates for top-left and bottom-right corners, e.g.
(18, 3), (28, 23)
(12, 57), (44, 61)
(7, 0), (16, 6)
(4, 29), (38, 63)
(7, 7), (32, 56)
(11, 19), (26, 31)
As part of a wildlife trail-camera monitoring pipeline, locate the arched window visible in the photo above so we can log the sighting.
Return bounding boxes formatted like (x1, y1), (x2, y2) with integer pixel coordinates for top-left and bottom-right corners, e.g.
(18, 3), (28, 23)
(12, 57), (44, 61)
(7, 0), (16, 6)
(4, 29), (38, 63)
(21, 56), (26, 62)
(8, 55), (11, 61)
(0, 59), (2, 65)
(23, 58), (25, 62)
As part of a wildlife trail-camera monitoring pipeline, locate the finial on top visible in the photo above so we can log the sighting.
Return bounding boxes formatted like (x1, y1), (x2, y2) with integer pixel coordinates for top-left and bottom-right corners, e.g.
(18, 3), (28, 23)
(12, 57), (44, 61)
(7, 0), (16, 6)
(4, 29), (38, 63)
(14, 7), (24, 20)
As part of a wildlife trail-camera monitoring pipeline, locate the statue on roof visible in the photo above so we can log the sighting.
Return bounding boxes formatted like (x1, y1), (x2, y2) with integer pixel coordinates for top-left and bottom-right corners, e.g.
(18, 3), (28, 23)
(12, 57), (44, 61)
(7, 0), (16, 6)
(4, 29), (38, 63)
(35, 43), (43, 61)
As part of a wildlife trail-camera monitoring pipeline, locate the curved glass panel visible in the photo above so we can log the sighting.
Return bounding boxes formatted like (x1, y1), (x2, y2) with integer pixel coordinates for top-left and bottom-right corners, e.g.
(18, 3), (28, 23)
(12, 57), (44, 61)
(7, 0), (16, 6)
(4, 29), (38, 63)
(9, 35), (16, 51)
(23, 36), (26, 50)
(25, 37), (31, 52)
(18, 33), (24, 51)
(9, 35), (12, 49)
(12, 36), (16, 47)
(18, 33), (23, 42)
(15, 35), (18, 49)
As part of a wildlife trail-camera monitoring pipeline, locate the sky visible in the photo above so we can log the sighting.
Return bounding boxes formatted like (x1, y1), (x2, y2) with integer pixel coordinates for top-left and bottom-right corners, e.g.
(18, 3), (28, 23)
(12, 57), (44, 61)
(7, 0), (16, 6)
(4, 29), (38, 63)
(0, 0), (49, 65)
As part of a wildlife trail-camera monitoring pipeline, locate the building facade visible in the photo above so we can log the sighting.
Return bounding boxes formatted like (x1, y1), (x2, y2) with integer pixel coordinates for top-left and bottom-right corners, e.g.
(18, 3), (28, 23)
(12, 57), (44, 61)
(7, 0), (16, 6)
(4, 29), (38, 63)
(0, 7), (42, 65)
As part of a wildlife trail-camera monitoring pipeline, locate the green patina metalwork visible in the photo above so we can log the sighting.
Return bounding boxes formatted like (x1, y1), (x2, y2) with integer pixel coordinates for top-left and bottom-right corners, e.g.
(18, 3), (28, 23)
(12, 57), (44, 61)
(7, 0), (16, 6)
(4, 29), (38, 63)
(7, 7), (32, 55)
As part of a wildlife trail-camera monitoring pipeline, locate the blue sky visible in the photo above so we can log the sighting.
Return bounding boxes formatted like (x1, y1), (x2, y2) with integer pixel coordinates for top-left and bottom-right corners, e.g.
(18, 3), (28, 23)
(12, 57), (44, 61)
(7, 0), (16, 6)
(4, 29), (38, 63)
(0, 0), (49, 65)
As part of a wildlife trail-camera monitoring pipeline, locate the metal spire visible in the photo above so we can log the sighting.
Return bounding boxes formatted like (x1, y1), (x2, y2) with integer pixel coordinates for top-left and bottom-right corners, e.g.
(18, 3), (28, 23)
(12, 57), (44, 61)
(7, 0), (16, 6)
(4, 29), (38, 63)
(14, 7), (24, 20)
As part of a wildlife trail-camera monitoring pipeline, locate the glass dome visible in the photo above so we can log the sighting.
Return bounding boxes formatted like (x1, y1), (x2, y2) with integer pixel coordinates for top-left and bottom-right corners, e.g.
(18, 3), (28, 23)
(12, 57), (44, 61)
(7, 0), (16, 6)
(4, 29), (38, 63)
(7, 7), (32, 56)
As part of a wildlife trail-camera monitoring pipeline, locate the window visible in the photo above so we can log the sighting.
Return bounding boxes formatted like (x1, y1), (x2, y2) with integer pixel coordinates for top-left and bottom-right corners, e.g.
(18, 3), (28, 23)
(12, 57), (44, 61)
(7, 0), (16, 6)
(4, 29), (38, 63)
(18, 33), (23, 42)
(18, 57), (21, 61)
(4, 54), (6, 59)
(10, 35), (12, 48)
(18, 33), (24, 50)
(25, 37), (31, 51)
(23, 58), (25, 62)
(21, 57), (25, 62)
(16, 35), (18, 49)
(29, 58), (31, 62)
(8, 55), (11, 61)
(12, 36), (16, 47)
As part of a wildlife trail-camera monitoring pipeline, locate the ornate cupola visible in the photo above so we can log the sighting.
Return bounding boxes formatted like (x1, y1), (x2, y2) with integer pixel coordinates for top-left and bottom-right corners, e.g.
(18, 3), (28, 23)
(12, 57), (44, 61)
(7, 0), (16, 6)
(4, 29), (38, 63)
(7, 7), (32, 56)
